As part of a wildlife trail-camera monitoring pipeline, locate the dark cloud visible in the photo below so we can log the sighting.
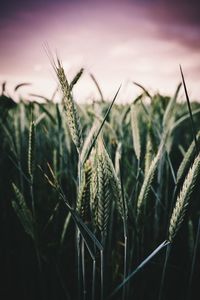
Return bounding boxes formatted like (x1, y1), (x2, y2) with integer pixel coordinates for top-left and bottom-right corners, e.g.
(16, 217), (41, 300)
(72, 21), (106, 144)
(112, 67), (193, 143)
(1, 0), (200, 32)
(153, 0), (200, 26)
(0, 0), (75, 19)
(146, 1), (200, 52)
(1, 0), (200, 44)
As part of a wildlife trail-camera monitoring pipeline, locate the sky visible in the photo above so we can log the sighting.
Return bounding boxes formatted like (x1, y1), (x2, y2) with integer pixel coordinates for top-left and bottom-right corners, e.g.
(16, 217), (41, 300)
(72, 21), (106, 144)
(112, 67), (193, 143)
(0, 0), (200, 102)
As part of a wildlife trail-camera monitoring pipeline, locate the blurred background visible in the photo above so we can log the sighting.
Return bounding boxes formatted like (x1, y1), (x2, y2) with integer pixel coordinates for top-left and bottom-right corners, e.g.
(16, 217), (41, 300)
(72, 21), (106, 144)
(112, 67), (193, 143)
(0, 0), (200, 101)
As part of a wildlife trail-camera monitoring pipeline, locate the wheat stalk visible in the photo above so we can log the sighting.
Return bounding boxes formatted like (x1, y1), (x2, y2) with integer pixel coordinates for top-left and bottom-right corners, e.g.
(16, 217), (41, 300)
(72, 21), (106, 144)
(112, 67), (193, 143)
(137, 145), (162, 215)
(96, 140), (112, 238)
(12, 183), (34, 239)
(103, 142), (127, 221)
(28, 120), (35, 179)
(90, 149), (99, 229)
(55, 59), (82, 151)
(177, 131), (200, 183)
(144, 134), (154, 177)
(76, 160), (92, 223)
(90, 139), (123, 237)
(168, 153), (200, 242)
(131, 103), (141, 161)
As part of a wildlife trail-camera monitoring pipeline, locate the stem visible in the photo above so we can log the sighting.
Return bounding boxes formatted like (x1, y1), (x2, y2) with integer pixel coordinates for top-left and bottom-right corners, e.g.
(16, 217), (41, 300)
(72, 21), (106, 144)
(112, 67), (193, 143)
(77, 150), (82, 300)
(158, 243), (171, 300)
(30, 177), (42, 272)
(187, 217), (200, 299)
(30, 175), (45, 299)
(81, 239), (86, 300)
(92, 258), (96, 300)
(122, 225), (128, 300)
(126, 169), (141, 297)
(126, 234), (135, 298)
(77, 230), (82, 300)
(100, 249), (104, 300)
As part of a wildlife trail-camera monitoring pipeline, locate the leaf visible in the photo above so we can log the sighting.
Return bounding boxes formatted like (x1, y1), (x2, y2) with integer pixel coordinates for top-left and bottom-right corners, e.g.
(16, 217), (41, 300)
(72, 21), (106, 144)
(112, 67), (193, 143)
(14, 83), (31, 92)
(82, 84), (121, 165)
(69, 68), (84, 90)
(162, 83), (182, 129)
(109, 240), (169, 298)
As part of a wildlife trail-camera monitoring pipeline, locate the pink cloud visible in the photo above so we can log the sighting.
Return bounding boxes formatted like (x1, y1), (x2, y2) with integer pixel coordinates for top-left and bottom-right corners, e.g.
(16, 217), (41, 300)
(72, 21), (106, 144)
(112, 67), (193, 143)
(0, 1), (200, 101)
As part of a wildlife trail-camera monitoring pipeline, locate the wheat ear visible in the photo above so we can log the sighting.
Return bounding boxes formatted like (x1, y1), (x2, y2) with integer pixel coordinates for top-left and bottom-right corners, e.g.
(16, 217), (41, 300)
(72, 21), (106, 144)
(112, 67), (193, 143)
(96, 140), (113, 238)
(177, 131), (200, 183)
(168, 153), (200, 242)
(131, 103), (141, 161)
(90, 139), (121, 238)
(76, 160), (92, 223)
(144, 134), (154, 177)
(28, 120), (35, 179)
(12, 183), (34, 239)
(137, 145), (162, 216)
(55, 59), (82, 151)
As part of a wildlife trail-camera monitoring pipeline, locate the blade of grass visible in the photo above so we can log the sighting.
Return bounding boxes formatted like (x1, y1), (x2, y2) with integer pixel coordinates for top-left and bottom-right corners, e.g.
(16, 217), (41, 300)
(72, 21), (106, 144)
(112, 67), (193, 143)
(90, 73), (105, 102)
(109, 240), (169, 299)
(82, 84), (121, 164)
(180, 65), (198, 154)
(133, 82), (152, 100)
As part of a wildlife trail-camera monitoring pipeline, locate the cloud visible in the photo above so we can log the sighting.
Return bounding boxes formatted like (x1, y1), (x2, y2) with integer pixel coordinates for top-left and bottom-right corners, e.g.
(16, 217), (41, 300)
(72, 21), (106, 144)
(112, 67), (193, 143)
(0, 0), (200, 101)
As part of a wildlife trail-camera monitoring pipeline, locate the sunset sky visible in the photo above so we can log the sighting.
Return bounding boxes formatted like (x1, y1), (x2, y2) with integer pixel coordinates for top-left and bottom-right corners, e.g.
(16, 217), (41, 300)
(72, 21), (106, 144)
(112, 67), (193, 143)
(0, 0), (200, 102)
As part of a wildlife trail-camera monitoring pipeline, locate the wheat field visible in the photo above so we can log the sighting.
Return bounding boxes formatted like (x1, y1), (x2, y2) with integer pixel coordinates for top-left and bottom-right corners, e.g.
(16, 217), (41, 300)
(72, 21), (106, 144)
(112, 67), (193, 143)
(1, 62), (200, 300)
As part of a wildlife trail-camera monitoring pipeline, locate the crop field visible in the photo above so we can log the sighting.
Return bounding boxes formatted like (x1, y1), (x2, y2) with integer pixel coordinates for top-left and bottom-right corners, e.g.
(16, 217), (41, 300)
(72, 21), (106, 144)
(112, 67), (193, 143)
(1, 61), (200, 300)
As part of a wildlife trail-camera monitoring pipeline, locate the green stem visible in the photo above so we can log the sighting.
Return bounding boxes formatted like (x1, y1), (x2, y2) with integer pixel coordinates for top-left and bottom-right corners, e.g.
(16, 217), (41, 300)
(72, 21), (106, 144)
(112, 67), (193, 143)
(100, 248), (104, 300)
(92, 258), (96, 300)
(187, 217), (200, 299)
(81, 239), (86, 300)
(30, 178), (42, 272)
(77, 150), (82, 300)
(122, 227), (128, 300)
(77, 229), (82, 300)
(158, 243), (171, 300)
